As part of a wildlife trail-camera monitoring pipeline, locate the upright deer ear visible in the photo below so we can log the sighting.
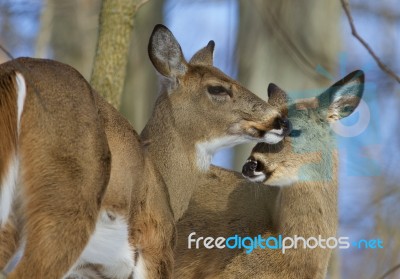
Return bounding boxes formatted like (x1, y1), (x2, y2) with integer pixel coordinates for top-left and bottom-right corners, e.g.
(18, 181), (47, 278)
(148, 24), (188, 78)
(189, 40), (215, 66)
(267, 83), (289, 109)
(318, 70), (364, 122)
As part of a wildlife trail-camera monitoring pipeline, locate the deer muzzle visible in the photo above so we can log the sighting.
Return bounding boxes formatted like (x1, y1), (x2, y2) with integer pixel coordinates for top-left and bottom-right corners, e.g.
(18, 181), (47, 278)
(242, 158), (268, 183)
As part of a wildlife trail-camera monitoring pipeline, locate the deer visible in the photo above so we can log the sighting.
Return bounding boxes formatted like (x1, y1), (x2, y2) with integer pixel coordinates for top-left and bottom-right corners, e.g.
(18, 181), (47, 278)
(173, 70), (364, 279)
(0, 57), (176, 279)
(0, 24), (289, 278)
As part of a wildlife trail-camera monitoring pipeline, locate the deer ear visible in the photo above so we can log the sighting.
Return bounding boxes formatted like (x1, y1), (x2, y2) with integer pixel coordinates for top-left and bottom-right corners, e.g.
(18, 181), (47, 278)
(148, 24), (188, 78)
(189, 40), (215, 66)
(267, 83), (289, 108)
(318, 70), (364, 122)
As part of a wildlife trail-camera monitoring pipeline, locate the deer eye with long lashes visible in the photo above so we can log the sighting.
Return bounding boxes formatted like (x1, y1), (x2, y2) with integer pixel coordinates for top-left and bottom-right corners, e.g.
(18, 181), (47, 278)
(207, 85), (231, 97)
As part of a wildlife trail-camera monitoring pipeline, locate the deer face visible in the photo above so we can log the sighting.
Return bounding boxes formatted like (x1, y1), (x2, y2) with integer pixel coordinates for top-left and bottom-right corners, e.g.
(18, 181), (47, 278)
(148, 25), (290, 170)
(242, 71), (365, 186)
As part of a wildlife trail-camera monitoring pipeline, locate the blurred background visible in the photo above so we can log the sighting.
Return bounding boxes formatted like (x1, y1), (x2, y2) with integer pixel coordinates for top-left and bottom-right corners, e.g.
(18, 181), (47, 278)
(0, 0), (399, 278)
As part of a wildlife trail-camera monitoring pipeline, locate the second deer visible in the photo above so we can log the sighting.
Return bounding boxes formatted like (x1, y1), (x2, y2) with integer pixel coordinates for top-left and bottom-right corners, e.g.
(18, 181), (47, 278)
(174, 70), (364, 279)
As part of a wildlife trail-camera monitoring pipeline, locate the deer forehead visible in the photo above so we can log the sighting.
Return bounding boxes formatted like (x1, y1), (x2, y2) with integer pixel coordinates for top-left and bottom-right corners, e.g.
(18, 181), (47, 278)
(186, 65), (237, 85)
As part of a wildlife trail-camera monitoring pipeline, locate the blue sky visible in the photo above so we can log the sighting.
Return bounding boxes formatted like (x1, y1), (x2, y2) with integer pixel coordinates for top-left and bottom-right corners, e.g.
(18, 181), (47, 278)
(165, 0), (239, 168)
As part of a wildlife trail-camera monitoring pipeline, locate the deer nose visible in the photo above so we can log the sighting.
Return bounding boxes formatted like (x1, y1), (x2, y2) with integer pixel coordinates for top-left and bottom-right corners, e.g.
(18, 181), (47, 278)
(274, 117), (292, 135)
(242, 160), (258, 177)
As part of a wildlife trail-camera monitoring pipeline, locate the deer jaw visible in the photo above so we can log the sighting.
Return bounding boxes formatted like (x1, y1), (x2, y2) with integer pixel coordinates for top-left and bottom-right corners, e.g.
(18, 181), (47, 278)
(195, 127), (287, 172)
(196, 135), (248, 171)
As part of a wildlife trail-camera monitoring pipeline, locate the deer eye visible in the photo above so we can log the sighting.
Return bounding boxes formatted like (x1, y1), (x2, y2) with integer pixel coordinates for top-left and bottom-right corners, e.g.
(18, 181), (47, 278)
(207, 85), (230, 96)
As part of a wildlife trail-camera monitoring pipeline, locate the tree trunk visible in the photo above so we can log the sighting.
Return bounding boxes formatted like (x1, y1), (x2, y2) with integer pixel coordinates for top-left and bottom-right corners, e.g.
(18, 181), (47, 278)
(50, 0), (100, 79)
(119, 0), (163, 131)
(90, 0), (148, 109)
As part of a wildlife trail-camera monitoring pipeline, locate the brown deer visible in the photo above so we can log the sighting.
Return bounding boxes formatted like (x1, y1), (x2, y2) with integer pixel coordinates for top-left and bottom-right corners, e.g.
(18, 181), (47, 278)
(174, 70), (364, 279)
(141, 25), (290, 223)
(0, 58), (112, 279)
(0, 25), (288, 278)
(0, 57), (176, 279)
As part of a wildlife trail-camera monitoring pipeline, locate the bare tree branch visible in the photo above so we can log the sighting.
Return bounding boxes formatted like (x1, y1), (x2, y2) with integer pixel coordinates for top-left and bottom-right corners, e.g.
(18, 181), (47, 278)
(340, 0), (400, 83)
(0, 44), (45, 106)
(378, 263), (400, 279)
(351, 2), (400, 22)
(0, 44), (15, 60)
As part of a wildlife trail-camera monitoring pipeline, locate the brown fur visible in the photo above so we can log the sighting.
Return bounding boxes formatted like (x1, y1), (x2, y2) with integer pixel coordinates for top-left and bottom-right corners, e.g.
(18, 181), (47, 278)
(1, 25), (286, 278)
(68, 82), (175, 278)
(174, 71), (364, 278)
(0, 213), (18, 270)
(0, 58), (175, 279)
(0, 73), (18, 270)
(142, 26), (284, 222)
(0, 71), (17, 200)
(0, 58), (111, 278)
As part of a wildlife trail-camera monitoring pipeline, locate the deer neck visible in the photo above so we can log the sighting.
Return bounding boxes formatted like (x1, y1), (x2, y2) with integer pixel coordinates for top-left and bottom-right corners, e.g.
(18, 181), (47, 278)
(141, 97), (210, 221)
(273, 158), (339, 237)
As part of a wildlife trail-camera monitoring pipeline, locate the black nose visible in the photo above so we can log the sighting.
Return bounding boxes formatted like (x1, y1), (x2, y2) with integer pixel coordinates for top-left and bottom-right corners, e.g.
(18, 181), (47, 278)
(242, 160), (258, 177)
(275, 117), (292, 135)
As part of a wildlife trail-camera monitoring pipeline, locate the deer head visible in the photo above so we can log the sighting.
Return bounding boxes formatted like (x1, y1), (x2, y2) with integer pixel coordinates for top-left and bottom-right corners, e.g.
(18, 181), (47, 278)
(146, 25), (291, 171)
(242, 70), (365, 186)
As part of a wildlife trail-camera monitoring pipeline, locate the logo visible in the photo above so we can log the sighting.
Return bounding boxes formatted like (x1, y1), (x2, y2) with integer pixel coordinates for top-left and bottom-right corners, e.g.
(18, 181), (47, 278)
(188, 232), (384, 254)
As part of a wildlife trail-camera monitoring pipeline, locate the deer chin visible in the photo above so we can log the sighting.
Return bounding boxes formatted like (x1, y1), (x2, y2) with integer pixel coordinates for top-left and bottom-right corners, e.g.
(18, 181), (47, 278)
(196, 135), (249, 171)
(242, 170), (298, 187)
(264, 176), (299, 187)
(242, 171), (267, 183)
(262, 129), (285, 144)
(242, 159), (298, 186)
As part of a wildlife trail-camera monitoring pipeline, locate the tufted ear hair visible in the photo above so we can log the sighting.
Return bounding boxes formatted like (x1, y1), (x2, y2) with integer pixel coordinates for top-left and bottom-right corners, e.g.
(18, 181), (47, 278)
(318, 70), (364, 122)
(148, 24), (188, 78)
(189, 40), (215, 66)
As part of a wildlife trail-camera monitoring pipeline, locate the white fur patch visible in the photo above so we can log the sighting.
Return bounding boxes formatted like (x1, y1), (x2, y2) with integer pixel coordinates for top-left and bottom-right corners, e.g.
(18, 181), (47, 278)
(243, 172), (266, 183)
(195, 129), (285, 171)
(134, 254), (147, 279)
(196, 135), (248, 171)
(15, 72), (27, 134)
(268, 176), (299, 187)
(0, 155), (18, 226)
(263, 128), (284, 144)
(66, 211), (135, 279)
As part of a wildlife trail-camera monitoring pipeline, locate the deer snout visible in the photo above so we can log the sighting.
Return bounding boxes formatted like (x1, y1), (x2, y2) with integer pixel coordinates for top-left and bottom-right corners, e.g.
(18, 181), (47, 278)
(242, 159), (267, 183)
(242, 160), (257, 174)
(274, 117), (292, 136)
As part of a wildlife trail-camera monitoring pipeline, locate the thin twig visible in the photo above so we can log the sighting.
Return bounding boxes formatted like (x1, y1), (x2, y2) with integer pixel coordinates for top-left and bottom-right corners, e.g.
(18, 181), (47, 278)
(0, 44), (15, 60)
(0, 43), (45, 108)
(340, 0), (400, 83)
(377, 263), (400, 279)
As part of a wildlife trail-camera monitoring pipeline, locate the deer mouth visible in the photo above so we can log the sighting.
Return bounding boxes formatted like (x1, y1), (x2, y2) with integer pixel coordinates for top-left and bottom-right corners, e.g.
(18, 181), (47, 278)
(242, 117), (292, 144)
(242, 159), (270, 183)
